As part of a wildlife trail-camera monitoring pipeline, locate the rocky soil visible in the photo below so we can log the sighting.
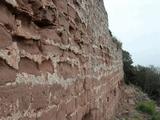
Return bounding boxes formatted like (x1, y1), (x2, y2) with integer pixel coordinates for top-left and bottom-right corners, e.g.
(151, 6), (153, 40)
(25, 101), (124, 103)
(115, 85), (160, 120)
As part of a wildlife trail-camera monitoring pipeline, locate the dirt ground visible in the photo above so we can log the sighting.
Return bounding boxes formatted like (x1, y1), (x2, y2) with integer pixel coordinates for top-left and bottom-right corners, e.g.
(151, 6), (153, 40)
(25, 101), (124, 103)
(114, 85), (157, 120)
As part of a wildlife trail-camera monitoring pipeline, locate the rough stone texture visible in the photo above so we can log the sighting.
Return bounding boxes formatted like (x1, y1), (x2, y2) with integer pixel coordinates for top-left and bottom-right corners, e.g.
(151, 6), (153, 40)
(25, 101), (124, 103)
(0, 0), (124, 120)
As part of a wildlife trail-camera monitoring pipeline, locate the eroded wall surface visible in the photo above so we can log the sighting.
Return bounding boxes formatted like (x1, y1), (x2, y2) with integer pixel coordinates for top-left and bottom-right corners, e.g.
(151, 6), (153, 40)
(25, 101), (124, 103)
(0, 0), (124, 120)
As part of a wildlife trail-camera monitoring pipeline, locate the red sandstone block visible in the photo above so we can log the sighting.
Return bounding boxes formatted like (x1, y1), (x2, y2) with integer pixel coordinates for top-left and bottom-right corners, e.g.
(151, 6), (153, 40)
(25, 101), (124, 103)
(61, 30), (69, 45)
(30, 86), (50, 111)
(68, 39), (81, 52)
(57, 62), (79, 80)
(76, 105), (89, 120)
(101, 75), (109, 85)
(84, 77), (93, 90)
(0, 85), (32, 118)
(82, 44), (94, 55)
(40, 28), (61, 44)
(75, 79), (84, 95)
(53, 0), (68, 14)
(93, 110), (104, 120)
(76, 92), (88, 107)
(74, 30), (81, 42)
(41, 44), (63, 57)
(50, 94), (61, 105)
(17, 39), (41, 55)
(0, 58), (16, 86)
(0, 4), (16, 30)
(38, 106), (57, 120)
(62, 50), (77, 60)
(78, 23), (86, 35)
(68, 5), (77, 20)
(0, 94), (16, 117)
(92, 79), (100, 88)
(86, 90), (94, 103)
(51, 85), (74, 105)
(56, 108), (66, 120)
(66, 83), (76, 96)
(58, 12), (69, 31)
(32, 3), (56, 25)
(19, 57), (40, 75)
(49, 84), (66, 105)
(78, 55), (89, 66)
(19, 96), (32, 113)
(76, 111), (84, 120)
(93, 47), (102, 57)
(66, 0), (74, 4)
(81, 67), (92, 76)
(65, 98), (76, 114)
(16, 0), (33, 15)
(38, 59), (54, 74)
(0, 25), (12, 48)
(66, 112), (77, 120)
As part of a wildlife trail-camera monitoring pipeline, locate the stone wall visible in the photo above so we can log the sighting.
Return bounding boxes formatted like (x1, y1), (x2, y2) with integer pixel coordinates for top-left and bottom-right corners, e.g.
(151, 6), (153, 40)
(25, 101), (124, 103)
(0, 0), (124, 120)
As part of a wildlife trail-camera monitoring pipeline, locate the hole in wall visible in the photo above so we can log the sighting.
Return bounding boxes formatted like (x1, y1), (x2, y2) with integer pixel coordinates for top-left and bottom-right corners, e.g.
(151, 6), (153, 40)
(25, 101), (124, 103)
(114, 89), (117, 96)
(69, 25), (75, 34)
(107, 97), (109, 102)
(82, 112), (93, 120)
(34, 19), (54, 28)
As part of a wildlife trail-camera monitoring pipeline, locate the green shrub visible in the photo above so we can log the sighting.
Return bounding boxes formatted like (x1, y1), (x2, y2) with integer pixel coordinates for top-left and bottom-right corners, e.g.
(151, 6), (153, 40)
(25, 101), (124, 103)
(112, 36), (122, 49)
(152, 112), (160, 120)
(136, 100), (156, 115)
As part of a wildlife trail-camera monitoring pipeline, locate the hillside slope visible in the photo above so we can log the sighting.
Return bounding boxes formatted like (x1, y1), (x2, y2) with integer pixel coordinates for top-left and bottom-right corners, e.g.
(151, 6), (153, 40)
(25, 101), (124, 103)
(115, 85), (160, 120)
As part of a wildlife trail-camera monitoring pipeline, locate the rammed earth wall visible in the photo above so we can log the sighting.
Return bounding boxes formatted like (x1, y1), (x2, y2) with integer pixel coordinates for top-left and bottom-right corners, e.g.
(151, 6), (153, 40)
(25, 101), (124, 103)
(0, 0), (124, 120)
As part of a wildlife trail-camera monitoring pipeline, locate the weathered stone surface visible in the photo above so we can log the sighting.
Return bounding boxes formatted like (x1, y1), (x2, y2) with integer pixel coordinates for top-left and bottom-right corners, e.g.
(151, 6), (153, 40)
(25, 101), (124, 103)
(0, 0), (124, 120)
(0, 58), (16, 85)
(0, 4), (16, 31)
(19, 57), (40, 75)
(57, 61), (79, 79)
(0, 25), (12, 48)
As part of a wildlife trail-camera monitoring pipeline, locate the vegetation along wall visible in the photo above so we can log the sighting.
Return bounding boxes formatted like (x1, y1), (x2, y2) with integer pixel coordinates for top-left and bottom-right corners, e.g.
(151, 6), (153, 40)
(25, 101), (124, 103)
(0, 0), (124, 120)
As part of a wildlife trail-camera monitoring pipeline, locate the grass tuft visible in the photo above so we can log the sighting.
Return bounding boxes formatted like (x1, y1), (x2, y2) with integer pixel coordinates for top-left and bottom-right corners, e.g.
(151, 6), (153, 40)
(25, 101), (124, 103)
(136, 100), (156, 115)
(152, 112), (160, 120)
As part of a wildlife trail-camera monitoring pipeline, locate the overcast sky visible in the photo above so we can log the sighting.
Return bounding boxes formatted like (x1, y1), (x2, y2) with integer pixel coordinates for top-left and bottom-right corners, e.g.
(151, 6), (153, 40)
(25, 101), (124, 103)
(104, 0), (160, 66)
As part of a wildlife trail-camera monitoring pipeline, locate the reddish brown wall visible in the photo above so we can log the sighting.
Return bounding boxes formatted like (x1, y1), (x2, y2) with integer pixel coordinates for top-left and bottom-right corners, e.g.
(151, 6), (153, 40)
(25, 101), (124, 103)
(0, 0), (124, 120)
